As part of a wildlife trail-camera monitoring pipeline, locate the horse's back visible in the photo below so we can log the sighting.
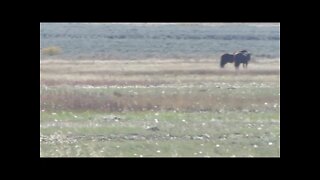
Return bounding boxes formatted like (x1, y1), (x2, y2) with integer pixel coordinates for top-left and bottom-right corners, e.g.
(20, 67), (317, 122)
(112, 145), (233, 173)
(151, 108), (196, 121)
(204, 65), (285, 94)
(221, 53), (234, 61)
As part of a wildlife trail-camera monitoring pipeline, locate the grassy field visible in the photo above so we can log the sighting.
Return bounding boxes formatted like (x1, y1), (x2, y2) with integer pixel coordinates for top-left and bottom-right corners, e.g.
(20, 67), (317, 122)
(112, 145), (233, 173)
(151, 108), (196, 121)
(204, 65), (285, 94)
(40, 59), (280, 157)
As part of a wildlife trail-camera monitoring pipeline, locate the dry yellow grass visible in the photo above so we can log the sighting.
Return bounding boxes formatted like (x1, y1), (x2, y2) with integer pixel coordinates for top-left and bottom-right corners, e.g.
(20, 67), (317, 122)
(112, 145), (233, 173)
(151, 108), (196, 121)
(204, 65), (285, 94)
(40, 59), (279, 112)
(40, 59), (279, 86)
(40, 59), (280, 157)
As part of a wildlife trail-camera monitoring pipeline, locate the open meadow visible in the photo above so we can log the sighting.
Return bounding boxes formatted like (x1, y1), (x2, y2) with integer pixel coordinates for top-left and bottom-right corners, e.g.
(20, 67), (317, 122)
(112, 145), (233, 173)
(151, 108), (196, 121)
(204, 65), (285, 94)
(40, 59), (280, 157)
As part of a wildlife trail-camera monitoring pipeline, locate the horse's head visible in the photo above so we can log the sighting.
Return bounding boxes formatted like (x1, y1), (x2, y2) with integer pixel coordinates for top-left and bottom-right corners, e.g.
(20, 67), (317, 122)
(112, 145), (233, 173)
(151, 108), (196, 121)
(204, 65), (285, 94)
(220, 53), (234, 68)
(247, 53), (251, 60)
(220, 60), (226, 68)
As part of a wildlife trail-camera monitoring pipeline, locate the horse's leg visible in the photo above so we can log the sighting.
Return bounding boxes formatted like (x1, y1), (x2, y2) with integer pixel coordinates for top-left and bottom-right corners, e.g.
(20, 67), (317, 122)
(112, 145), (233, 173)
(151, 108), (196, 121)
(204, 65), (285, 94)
(235, 63), (239, 70)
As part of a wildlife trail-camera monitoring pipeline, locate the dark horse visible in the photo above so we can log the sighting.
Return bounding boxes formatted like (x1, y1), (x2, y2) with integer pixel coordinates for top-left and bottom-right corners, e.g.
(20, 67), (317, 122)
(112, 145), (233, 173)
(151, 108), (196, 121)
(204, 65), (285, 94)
(220, 50), (251, 69)
(234, 51), (251, 69)
(220, 53), (234, 68)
